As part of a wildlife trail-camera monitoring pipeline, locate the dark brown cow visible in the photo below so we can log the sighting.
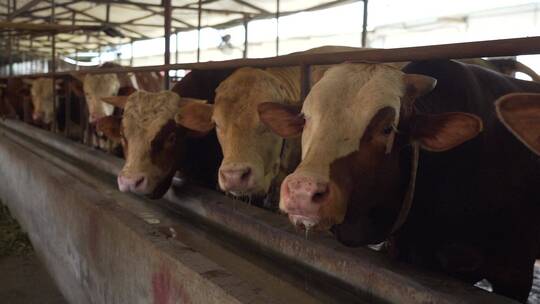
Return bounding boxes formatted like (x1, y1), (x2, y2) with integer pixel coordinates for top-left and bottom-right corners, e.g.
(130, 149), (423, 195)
(96, 69), (233, 198)
(260, 60), (540, 302)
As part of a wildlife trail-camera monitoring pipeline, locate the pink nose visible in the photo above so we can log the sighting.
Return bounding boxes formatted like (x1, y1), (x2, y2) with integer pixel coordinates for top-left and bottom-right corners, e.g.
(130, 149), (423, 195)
(32, 112), (43, 121)
(219, 165), (254, 192)
(117, 174), (148, 193)
(281, 174), (330, 217)
(89, 113), (99, 124)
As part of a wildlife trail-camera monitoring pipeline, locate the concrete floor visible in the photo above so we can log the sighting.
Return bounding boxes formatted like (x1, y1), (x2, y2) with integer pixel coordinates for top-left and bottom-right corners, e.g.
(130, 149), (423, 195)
(0, 255), (67, 304)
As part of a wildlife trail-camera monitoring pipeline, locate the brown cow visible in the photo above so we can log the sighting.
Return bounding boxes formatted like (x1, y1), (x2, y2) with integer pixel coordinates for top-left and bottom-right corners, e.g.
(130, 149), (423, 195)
(175, 46), (365, 205)
(260, 60), (540, 302)
(96, 69), (232, 198)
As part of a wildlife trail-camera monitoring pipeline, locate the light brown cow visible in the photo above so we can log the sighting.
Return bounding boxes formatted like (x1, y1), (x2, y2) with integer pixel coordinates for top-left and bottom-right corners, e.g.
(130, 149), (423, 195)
(175, 46), (365, 202)
(28, 78), (56, 125)
(496, 93), (540, 155)
(82, 73), (121, 123)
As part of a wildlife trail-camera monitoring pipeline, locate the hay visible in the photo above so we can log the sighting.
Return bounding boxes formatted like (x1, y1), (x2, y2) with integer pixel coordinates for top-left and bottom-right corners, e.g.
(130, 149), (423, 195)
(0, 202), (33, 257)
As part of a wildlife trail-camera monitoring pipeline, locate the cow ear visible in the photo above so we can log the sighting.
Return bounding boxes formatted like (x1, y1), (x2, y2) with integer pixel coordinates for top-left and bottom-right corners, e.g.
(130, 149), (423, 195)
(101, 96), (129, 109)
(412, 112), (483, 152)
(258, 102), (304, 138)
(496, 93), (540, 155)
(175, 102), (215, 134)
(403, 74), (437, 98)
(96, 115), (122, 142)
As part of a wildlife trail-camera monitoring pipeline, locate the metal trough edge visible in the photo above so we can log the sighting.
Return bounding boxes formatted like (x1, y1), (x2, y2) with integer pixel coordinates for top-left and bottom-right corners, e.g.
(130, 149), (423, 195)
(0, 119), (517, 304)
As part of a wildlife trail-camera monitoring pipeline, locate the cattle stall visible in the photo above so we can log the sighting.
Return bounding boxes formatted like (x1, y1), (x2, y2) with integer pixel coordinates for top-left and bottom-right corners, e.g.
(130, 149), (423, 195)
(1, 36), (540, 303)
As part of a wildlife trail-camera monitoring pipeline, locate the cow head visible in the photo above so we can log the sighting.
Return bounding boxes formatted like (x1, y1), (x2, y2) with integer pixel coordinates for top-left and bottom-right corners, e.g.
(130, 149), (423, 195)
(28, 78), (56, 124)
(83, 73), (120, 123)
(97, 91), (207, 198)
(259, 63), (482, 245)
(175, 67), (295, 197)
(496, 93), (540, 156)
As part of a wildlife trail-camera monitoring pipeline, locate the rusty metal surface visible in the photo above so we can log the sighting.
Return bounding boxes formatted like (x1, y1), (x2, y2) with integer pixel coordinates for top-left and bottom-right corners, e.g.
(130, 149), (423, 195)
(0, 118), (518, 304)
(1, 36), (540, 79)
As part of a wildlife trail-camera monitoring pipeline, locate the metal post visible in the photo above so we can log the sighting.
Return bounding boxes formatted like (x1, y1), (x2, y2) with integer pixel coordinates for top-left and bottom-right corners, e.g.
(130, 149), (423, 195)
(7, 0), (13, 76)
(361, 0), (368, 47)
(243, 16), (249, 59)
(175, 30), (180, 64)
(75, 49), (79, 70)
(164, 0), (172, 90)
(130, 39), (134, 66)
(197, 0), (202, 62)
(300, 65), (311, 100)
(51, 0), (57, 133)
(64, 75), (71, 137)
(276, 0), (280, 56)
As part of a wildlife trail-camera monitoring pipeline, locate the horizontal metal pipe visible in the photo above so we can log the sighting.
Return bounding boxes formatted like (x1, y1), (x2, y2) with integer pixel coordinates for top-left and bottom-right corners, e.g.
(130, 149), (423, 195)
(2, 36), (540, 79)
(0, 119), (515, 304)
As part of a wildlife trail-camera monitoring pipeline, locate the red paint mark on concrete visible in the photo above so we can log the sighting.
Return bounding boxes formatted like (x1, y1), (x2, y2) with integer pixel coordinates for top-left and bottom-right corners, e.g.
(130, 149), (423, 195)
(152, 266), (191, 304)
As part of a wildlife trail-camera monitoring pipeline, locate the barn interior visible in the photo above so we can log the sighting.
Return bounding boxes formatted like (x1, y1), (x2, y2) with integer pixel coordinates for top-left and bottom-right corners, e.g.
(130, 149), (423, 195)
(1, 1), (540, 303)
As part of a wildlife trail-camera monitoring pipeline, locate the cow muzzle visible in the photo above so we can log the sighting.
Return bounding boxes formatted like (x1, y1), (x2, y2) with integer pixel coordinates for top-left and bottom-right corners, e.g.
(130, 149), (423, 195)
(117, 174), (149, 194)
(280, 173), (332, 230)
(218, 162), (258, 195)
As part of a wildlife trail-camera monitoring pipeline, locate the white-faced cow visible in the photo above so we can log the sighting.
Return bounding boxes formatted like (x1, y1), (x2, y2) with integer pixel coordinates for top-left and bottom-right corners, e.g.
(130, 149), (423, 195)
(96, 69), (233, 198)
(260, 60), (540, 302)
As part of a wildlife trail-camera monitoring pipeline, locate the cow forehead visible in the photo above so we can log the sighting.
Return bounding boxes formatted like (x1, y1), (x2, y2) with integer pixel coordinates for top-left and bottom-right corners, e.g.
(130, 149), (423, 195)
(31, 78), (53, 98)
(84, 73), (119, 96)
(123, 91), (181, 141)
(300, 63), (404, 169)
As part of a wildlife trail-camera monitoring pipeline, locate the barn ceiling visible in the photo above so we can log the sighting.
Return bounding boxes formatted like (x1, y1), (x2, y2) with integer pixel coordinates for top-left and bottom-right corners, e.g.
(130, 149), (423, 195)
(0, 0), (358, 62)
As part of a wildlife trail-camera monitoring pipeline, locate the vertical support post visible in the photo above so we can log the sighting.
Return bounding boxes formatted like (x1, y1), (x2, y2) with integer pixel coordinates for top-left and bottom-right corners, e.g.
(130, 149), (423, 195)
(175, 30), (180, 64)
(163, 0), (172, 90)
(51, 0), (58, 133)
(64, 75), (72, 137)
(275, 0), (280, 56)
(75, 49), (79, 70)
(243, 16), (249, 59)
(7, 0), (13, 76)
(300, 65), (311, 101)
(361, 0), (368, 47)
(197, 0), (202, 62)
(130, 39), (134, 66)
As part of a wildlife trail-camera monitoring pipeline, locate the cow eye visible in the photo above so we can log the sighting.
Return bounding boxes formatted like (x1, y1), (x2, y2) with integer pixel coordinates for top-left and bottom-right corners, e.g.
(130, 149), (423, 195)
(382, 125), (393, 135)
(166, 133), (176, 145)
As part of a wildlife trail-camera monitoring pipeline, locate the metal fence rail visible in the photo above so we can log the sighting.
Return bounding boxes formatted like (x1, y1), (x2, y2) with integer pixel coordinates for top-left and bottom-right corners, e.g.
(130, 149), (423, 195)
(1, 36), (540, 79)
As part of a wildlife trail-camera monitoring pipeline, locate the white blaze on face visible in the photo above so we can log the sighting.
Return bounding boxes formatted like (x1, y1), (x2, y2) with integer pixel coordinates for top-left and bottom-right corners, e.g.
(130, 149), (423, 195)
(120, 91), (182, 193)
(83, 73), (120, 122)
(297, 63), (404, 179)
(30, 78), (54, 124)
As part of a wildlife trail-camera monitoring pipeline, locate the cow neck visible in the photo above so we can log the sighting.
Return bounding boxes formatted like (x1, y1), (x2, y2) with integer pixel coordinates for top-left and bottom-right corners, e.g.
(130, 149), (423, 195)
(390, 142), (419, 234)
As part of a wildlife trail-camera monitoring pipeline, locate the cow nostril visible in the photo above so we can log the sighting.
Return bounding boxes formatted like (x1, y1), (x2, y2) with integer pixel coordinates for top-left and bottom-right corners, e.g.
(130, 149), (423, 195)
(312, 185), (329, 204)
(240, 168), (252, 181)
(135, 177), (145, 188)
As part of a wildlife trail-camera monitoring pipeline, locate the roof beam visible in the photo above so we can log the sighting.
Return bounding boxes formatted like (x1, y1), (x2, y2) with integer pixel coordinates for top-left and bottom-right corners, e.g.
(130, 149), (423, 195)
(9, 0), (43, 20)
(232, 0), (269, 14)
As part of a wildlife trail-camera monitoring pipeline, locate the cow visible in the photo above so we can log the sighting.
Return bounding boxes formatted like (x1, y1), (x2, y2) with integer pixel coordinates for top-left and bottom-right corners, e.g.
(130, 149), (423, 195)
(259, 60), (540, 302)
(28, 77), (56, 127)
(2, 78), (33, 123)
(495, 93), (540, 155)
(174, 46), (365, 207)
(96, 69), (233, 198)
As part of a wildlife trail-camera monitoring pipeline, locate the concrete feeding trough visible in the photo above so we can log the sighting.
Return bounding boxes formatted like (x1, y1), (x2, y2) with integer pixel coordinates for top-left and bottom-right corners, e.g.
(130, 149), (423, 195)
(0, 119), (517, 304)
